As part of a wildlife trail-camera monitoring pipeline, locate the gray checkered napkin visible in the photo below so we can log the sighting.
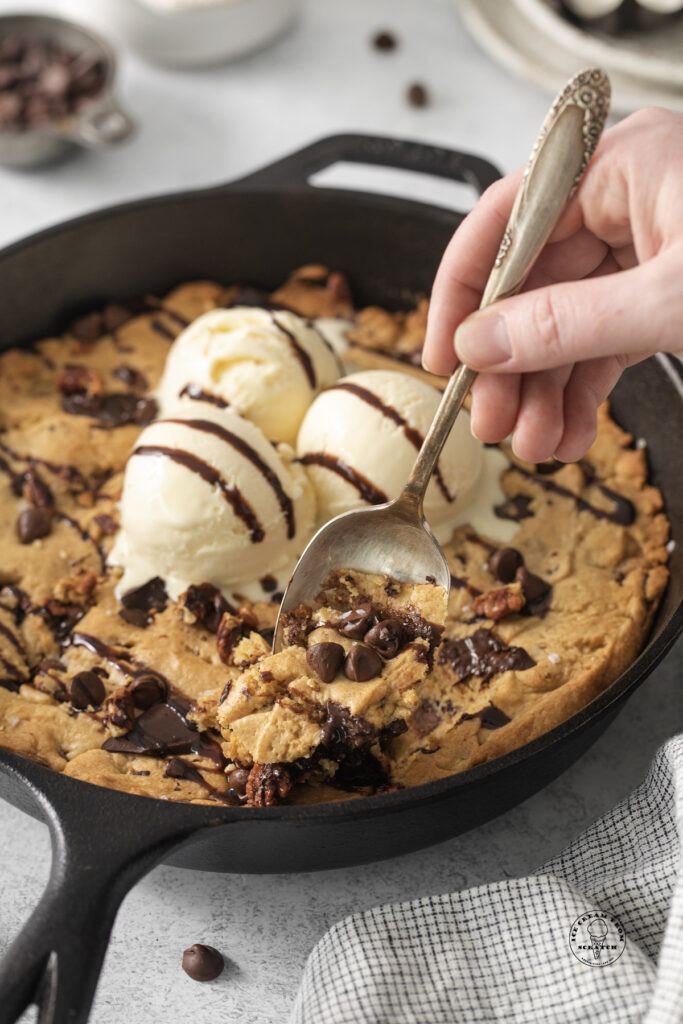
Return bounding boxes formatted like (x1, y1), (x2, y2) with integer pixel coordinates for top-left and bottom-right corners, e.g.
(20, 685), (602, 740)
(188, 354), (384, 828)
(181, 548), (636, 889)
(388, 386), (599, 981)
(291, 736), (683, 1024)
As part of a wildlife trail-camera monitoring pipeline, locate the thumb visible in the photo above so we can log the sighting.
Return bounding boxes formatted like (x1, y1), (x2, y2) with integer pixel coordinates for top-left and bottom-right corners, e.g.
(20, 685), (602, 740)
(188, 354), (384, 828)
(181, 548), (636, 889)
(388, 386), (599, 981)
(454, 254), (682, 372)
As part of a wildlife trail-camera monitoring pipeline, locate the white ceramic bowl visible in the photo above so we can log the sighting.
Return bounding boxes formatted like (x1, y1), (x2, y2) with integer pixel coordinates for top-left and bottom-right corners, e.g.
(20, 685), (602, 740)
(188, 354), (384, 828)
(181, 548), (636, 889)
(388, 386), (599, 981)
(98, 0), (299, 68)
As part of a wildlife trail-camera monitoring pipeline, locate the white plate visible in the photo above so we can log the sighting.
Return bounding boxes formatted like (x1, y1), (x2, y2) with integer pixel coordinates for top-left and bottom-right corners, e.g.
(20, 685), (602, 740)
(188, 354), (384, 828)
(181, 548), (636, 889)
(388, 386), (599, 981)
(458, 0), (683, 114)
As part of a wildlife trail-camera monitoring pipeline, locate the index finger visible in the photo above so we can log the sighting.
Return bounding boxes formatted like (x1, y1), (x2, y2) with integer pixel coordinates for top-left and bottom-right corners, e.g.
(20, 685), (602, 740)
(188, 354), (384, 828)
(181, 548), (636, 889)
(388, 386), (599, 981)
(422, 166), (583, 375)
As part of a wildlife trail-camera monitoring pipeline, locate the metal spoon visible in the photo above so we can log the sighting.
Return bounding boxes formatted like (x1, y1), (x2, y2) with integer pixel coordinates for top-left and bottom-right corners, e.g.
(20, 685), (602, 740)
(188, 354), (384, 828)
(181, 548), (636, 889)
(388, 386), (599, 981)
(273, 67), (611, 652)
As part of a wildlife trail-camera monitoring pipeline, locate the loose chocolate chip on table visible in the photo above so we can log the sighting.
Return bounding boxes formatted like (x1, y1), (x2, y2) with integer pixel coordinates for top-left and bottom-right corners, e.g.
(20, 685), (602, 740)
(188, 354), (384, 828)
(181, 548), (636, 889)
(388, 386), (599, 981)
(338, 603), (374, 639)
(129, 670), (168, 709)
(16, 506), (52, 544)
(406, 82), (429, 108)
(365, 618), (403, 659)
(372, 29), (398, 51)
(344, 644), (383, 682)
(306, 641), (345, 683)
(486, 547), (523, 584)
(182, 943), (224, 982)
(69, 670), (105, 709)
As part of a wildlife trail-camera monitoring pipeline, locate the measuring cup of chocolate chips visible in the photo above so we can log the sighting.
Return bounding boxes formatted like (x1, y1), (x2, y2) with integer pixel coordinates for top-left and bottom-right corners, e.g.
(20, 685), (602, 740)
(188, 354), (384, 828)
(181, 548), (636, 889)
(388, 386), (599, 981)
(0, 13), (133, 167)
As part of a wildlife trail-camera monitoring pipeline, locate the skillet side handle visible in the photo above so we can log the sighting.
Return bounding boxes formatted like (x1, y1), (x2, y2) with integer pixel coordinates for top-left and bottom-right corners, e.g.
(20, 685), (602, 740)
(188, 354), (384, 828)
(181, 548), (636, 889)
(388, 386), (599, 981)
(0, 791), (198, 1024)
(222, 133), (501, 197)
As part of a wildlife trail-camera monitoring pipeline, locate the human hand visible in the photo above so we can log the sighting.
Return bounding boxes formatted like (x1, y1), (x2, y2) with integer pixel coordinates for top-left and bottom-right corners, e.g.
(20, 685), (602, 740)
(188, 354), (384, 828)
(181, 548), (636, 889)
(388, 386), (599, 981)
(422, 107), (683, 464)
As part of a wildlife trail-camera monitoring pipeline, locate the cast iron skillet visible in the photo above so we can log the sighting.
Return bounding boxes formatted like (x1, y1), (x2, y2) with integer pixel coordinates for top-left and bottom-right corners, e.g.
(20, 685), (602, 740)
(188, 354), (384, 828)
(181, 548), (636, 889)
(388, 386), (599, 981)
(0, 135), (681, 1024)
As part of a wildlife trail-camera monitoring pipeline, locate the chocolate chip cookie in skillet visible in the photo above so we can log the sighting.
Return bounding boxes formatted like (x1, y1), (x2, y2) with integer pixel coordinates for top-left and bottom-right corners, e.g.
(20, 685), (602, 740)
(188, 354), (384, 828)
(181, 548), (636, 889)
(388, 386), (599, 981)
(0, 266), (670, 807)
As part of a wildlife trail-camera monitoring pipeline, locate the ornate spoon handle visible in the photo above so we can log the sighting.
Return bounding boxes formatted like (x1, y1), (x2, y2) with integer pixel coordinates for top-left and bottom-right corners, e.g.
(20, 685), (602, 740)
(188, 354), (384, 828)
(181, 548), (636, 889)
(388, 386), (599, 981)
(402, 67), (611, 510)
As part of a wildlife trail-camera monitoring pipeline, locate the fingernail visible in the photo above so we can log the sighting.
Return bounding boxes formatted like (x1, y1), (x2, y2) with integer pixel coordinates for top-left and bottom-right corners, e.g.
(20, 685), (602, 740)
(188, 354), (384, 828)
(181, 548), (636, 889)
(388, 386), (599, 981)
(454, 314), (511, 368)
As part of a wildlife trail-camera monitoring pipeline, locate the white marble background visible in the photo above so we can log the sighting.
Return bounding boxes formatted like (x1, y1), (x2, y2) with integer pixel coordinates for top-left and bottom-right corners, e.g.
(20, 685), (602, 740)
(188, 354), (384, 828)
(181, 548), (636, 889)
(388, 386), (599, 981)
(0, 1), (681, 1021)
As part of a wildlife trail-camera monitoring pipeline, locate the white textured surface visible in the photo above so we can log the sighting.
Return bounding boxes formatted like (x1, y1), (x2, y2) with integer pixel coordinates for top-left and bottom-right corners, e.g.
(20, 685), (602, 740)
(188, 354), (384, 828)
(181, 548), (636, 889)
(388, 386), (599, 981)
(0, 1), (680, 1022)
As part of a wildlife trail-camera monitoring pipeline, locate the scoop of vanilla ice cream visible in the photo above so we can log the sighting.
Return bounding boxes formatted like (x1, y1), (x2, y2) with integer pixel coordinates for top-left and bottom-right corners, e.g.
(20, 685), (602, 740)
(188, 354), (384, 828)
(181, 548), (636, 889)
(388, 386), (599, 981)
(110, 403), (315, 602)
(157, 307), (342, 445)
(297, 369), (514, 544)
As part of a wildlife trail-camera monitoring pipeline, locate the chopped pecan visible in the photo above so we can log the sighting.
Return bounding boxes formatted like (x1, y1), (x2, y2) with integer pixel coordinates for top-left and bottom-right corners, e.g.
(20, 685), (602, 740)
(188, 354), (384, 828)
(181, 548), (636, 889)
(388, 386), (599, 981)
(53, 570), (98, 606)
(216, 613), (245, 665)
(179, 582), (233, 634)
(326, 271), (352, 304)
(246, 763), (293, 807)
(42, 599), (84, 638)
(57, 364), (103, 398)
(473, 585), (525, 621)
(236, 604), (259, 631)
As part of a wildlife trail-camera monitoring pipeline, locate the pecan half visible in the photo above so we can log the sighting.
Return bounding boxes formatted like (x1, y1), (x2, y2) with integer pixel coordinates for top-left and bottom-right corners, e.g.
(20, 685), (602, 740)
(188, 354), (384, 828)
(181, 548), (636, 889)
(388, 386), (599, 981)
(473, 585), (525, 622)
(245, 763), (293, 807)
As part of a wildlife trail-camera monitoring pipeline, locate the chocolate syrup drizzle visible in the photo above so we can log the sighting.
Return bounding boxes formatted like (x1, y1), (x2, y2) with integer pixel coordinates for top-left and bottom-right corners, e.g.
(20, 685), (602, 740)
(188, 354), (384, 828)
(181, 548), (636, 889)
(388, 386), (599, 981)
(513, 463), (635, 526)
(328, 381), (455, 503)
(160, 417), (295, 539)
(179, 384), (230, 410)
(0, 622), (22, 653)
(299, 452), (388, 505)
(270, 314), (316, 388)
(132, 445), (265, 542)
(149, 319), (177, 341)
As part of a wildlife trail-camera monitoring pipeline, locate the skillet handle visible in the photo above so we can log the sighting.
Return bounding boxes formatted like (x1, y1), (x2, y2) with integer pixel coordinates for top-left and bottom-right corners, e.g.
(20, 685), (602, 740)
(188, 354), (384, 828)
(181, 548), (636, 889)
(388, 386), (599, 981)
(223, 132), (501, 197)
(0, 779), (198, 1024)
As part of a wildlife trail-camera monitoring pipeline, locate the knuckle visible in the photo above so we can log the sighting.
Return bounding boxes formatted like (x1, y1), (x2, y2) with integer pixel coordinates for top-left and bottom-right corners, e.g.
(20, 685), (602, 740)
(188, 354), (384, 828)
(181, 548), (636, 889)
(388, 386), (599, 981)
(529, 290), (566, 361)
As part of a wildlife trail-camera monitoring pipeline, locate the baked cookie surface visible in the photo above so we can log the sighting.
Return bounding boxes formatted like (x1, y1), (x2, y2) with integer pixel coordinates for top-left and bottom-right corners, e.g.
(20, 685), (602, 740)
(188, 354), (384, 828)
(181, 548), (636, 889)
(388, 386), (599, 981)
(0, 267), (670, 805)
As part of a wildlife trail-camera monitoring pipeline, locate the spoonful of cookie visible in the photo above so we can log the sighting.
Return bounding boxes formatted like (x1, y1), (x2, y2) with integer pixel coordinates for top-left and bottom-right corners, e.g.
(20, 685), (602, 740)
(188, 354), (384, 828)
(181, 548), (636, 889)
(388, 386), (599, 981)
(273, 68), (611, 653)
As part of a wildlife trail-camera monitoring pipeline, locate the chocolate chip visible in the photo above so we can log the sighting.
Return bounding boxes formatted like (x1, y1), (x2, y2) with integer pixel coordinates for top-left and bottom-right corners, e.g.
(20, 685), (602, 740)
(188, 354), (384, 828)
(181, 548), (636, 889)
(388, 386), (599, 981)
(182, 583), (232, 634)
(227, 767), (249, 799)
(17, 506), (52, 544)
(93, 513), (118, 536)
(439, 628), (535, 682)
(121, 577), (168, 614)
(344, 644), (383, 682)
(494, 494), (533, 522)
(118, 607), (151, 628)
(129, 671), (168, 709)
(372, 30), (397, 51)
(406, 82), (429, 108)
(113, 365), (148, 391)
(515, 567), (552, 615)
(132, 397), (157, 425)
(306, 642), (345, 683)
(364, 618), (403, 659)
(69, 670), (105, 709)
(103, 304), (133, 333)
(182, 943), (224, 982)
(338, 603), (374, 640)
(70, 313), (103, 343)
(486, 547), (523, 584)
(408, 700), (441, 737)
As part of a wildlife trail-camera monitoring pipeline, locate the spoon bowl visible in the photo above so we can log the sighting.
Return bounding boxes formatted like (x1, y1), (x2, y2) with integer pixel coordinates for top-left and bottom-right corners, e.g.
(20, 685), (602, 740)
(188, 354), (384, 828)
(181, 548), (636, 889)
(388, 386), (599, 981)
(273, 493), (450, 651)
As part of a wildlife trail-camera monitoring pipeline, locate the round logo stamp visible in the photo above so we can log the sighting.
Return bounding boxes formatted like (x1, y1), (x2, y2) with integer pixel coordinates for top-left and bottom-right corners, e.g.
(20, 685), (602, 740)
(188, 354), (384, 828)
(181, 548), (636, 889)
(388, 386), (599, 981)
(569, 911), (625, 967)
